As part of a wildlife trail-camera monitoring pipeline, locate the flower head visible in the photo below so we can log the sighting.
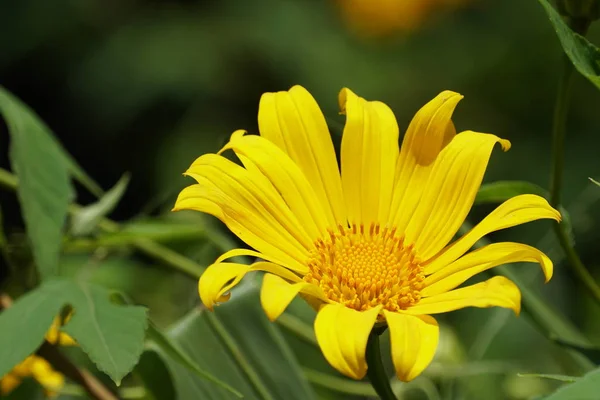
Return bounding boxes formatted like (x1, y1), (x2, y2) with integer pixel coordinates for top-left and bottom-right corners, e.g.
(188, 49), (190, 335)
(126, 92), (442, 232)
(1, 315), (75, 397)
(174, 86), (560, 381)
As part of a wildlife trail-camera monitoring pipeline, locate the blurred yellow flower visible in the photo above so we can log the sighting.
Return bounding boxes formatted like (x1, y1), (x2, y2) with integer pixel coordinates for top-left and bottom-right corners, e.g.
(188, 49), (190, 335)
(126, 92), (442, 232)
(0, 315), (75, 397)
(174, 86), (559, 381)
(336, 0), (470, 36)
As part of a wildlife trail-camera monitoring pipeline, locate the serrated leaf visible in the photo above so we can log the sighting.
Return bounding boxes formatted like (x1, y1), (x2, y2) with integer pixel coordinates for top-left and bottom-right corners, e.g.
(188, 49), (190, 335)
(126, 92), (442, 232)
(0, 279), (147, 385)
(0, 280), (69, 378)
(61, 282), (148, 384)
(165, 286), (316, 400)
(536, 0), (600, 90)
(0, 88), (74, 280)
(541, 368), (600, 399)
(517, 373), (579, 383)
(70, 173), (130, 236)
(147, 321), (241, 397)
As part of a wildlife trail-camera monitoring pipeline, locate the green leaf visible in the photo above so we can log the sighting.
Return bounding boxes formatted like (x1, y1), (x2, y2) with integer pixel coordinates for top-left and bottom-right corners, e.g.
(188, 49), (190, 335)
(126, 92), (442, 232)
(135, 351), (177, 400)
(61, 281), (148, 384)
(475, 181), (548, 204)
(165, 285), (316, 400)
(517, 373), (579, 383)
(0, 279), (147, 384)
(536, 0), (600, 90)
(589, 177), (600, 187)
(550, 337), (600, 364)
(541, 368), (600, 399)
(70, 173), (130, 236)
(0, 280), (70, 378)
(146, 321), (241, 397)
(0, 88), (74, 280)
(0, 86), (104, 197)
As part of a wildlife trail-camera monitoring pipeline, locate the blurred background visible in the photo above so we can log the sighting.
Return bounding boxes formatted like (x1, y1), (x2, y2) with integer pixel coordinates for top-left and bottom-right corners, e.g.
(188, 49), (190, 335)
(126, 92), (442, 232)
(2, 0), (600, 399)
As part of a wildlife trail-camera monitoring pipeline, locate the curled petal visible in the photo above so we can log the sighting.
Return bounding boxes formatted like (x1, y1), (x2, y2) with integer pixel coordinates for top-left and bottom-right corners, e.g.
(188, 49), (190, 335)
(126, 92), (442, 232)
(422, 242), (553, 297)
(199, 261), (302, 310)
(383, 311), (439, 382)
(405, 276), (521, 315)
(314, 304), (382, 379)
(424, 194), (561, 274)
(390, 91), (462, 228)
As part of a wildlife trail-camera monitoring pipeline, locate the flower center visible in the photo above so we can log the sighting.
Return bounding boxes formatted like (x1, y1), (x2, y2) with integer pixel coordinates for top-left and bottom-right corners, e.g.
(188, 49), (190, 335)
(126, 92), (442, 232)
(304, 223), (425, 312)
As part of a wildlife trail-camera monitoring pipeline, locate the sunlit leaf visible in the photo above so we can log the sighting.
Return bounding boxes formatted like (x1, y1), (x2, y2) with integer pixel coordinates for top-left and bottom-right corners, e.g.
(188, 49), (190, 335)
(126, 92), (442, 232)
(536, 0), (600, 90)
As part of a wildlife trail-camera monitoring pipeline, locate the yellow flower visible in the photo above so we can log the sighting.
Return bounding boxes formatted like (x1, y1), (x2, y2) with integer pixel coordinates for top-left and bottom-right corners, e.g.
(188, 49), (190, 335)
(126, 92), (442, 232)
(336, 0), (470, 37)
(174, 86), (560, 382)
(1, 356), (64, 397)
(1, 315), (75, 397)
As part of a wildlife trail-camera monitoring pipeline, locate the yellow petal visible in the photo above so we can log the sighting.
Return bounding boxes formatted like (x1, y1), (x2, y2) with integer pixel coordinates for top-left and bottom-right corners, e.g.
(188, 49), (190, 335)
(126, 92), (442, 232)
(422, 242), (553, 297)
(424, 194), (561, 274)
(1, 373), (21, 395)
(258, 86), (346, 224)
(390, 91), (462, 228)
(339, 88), (399, 225)
(383, 311), (439, 382)
(260, 274), (327, 321)
(403, 131), (511, 260)
(186, 153), (314, 250)
(405, 276), (521, 315)
(199, 261), (302, 310)
(220, 130), (333, 237)
(30, 357), (64, 394)
(45, 317), (76, 347)
(174, 184), (308, 273)
(314, 304), (382, 379)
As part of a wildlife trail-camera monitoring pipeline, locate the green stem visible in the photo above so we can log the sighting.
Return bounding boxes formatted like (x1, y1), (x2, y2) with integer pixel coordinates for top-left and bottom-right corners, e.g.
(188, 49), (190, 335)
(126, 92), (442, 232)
(549, 21), (600, 304)
(365, 330), (397, 400)
(0, 167), (205, 279)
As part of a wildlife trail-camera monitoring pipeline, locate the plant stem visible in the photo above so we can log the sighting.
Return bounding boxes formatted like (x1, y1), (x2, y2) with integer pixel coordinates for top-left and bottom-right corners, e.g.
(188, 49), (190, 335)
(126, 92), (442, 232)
(0, 167), (205, 279)
(549, 20), (600, 304)
(365, 330), (397, 400)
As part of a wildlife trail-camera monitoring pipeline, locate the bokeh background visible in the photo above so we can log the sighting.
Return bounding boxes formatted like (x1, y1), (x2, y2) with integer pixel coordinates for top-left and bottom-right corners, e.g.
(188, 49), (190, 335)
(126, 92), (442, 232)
(2, 0), (600, 399)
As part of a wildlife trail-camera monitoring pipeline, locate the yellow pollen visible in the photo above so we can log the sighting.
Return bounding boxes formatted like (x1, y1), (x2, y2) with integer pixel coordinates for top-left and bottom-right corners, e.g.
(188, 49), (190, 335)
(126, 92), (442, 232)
(304, 223), (425, 312)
